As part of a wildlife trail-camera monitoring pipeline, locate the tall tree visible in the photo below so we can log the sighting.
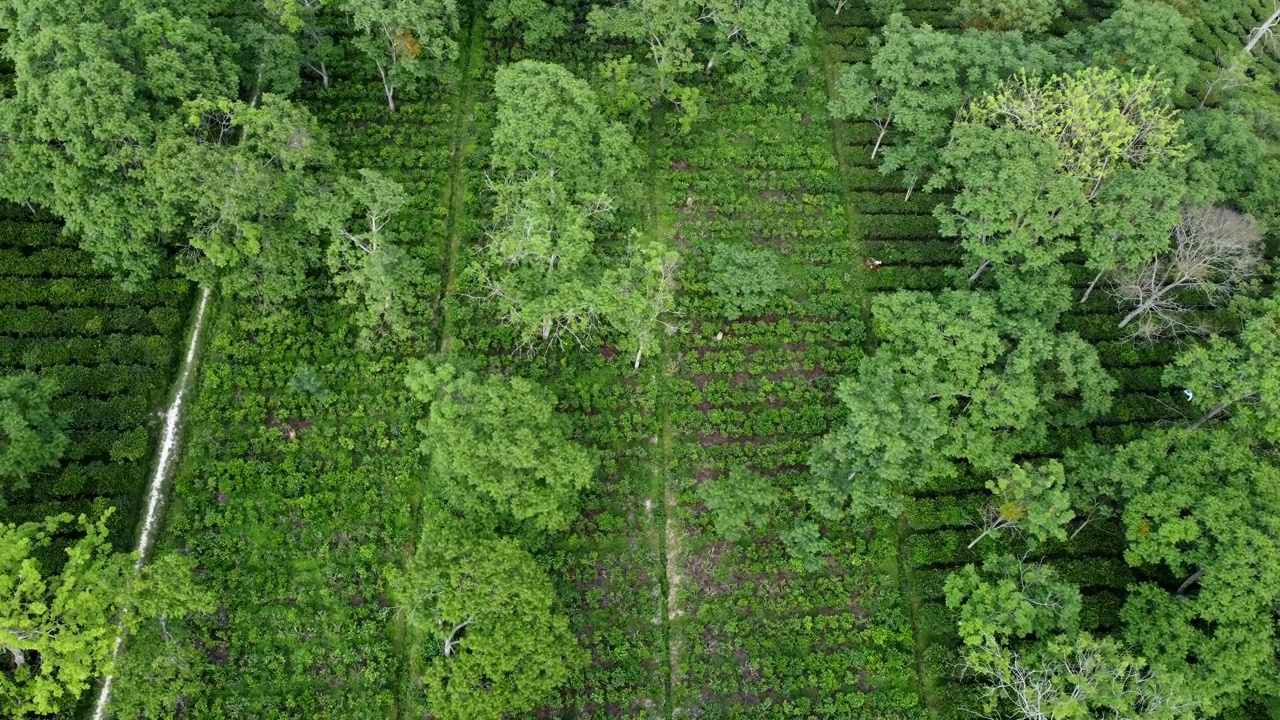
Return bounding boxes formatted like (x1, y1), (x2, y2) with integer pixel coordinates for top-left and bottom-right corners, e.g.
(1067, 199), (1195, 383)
(339, 0), (459, 110)
(395, 521), (584, 720)
(1107, 428), (1280, 713)
(0, 511), (201, 718)
(698, 0), (815, 96)
(601, 239), (680, 369)
(588, 0), (701, 105)
(406, 362), (595, 538)
(325, 169), (428, 343)
(1113, 205), (1262, 338)
(1165, 296), (1280, 438)
(0, 372), (66, 501)
(968, 461), (1074, 550)
(962, 67), (1185, 201)
(0, 0), (239, 284)
(932, 124), (1088, 281)
(147, 94), (336, 305)
(1084, 0), (1196, 94)
(804, 288), (1113, 520)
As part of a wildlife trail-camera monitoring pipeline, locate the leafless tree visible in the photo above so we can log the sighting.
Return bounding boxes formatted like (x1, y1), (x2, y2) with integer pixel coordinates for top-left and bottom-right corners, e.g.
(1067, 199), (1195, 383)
(1113, 206), (1262, 339)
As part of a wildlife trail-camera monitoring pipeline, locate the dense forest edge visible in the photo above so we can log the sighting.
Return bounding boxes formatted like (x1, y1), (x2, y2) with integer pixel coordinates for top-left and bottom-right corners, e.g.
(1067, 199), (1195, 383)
(3, 0), (1280, 718)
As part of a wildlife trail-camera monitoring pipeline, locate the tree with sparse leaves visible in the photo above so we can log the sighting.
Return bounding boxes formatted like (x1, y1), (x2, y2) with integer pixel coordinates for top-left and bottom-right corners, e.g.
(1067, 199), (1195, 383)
(324, 169), (429, 343)
(1113, 205), (1262, 338)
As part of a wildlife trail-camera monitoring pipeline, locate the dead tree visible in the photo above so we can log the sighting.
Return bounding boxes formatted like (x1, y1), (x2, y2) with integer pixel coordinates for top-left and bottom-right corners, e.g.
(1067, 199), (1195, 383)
(1114, 206), (1262, 338)
(1201, 5), (1280, 107)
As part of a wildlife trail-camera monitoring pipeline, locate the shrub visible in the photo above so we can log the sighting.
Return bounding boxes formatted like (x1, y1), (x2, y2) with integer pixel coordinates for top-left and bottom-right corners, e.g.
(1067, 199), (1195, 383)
(706, 243), (787, 320)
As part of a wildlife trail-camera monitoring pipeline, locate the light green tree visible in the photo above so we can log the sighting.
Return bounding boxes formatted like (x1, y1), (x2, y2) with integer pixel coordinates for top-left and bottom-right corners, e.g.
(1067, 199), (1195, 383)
(395, 524), (584, 720)
(968, 461), (1074, 549)
(0, 372), (66, 499)
(601, 239), (681, 369)
(406, 362), (594, 537)
(107, 553), (217, 720)
(963, 67), (1185, 200)
(945, 554), (1081, 645)
(587, 0), (701, 106)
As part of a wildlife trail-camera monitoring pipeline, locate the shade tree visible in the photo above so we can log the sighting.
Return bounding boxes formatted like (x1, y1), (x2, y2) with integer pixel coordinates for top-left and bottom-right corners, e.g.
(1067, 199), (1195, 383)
(148, 94), (336, 305)
(1165, 296), (1280, 438)
(0, 0), (239, 284)
(803, 288), (1114, 520)
(1082, 0), (1197, 94)
(696, 466), (780, 542)
(952, 0), (1064, 33)
(339, 0), (459, 110)
(945, 554), (1080, 646)
(968, 461), (1074, 550)
(1101, 427), (1280, 713)
(487, 0), (571, 48)
(1113, 205), (1262, 338)
(0, 372), (66, 500)
(587, 0), (701, 108)
(324, 169), (429, 343)
(406, 362), (595, 539)
(394, 520), (584, 720)
(697, 0), (815, 97)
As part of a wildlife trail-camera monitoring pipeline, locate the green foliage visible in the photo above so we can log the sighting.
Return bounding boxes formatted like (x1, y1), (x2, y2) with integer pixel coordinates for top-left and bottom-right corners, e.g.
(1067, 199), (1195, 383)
(0, 0), (238, 284)
(153, 94), (336, 304)
(962, 66), (1182, 197)
(1106, 427), (1280, 712)
(599, 239), (681, 369)
(933, 124), (1088, 274)
(953, 0), (1064, 33)
(700, 0), (815, 97)
(805, 289), (1114, 520)
(109, 553), (218, 720)
(780, 520), (831, 573)
(490, 60), (639, 200)
(1164, 296), (1280, 440)
(325, 169), (430, 343)
(696, 466), (779, 542)
(0, 372), (66, 492)
(963, 632), (1194, 719)
(945, 554), (1081, 645)
(488, 0), (570, 48)
(339, 0), (460, 110)
(396, 517), (585, 720)
(587, 0), (701, 103)
(0, 510), (128, 718)
(705, 243), (785, 320)
(1085, 0), (1197, 92)
(963, 67), (1186, 199)
(407, 362), (594, 538)
(976, 461), (1075, 548)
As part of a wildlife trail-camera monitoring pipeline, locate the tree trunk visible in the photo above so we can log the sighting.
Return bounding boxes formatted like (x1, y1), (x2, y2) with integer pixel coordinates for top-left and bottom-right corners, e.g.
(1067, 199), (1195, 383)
(1243, 6), (1280, 55)
(1081, 270), (1105, 303)
(1117, 281), (1175, 329)
(871, 115), (891, 159)
(1176, 568), (1205, 596)
(968, 521), (1008, 549)
(633, 346), (643, 370)
(968, 259), (992, 283)
(835, 0), (846, 13)
(376, 61), (396, 111)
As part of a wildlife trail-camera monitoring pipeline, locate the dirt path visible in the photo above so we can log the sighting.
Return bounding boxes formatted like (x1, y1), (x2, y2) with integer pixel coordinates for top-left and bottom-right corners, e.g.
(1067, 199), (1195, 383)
(391, 14), (485, 718)
(92, 286), (214, 720)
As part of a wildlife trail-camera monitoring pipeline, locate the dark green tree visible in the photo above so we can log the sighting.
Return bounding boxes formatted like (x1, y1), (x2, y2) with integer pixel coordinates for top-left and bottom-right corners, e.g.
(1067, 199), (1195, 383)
(0, 372), (66, 502)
